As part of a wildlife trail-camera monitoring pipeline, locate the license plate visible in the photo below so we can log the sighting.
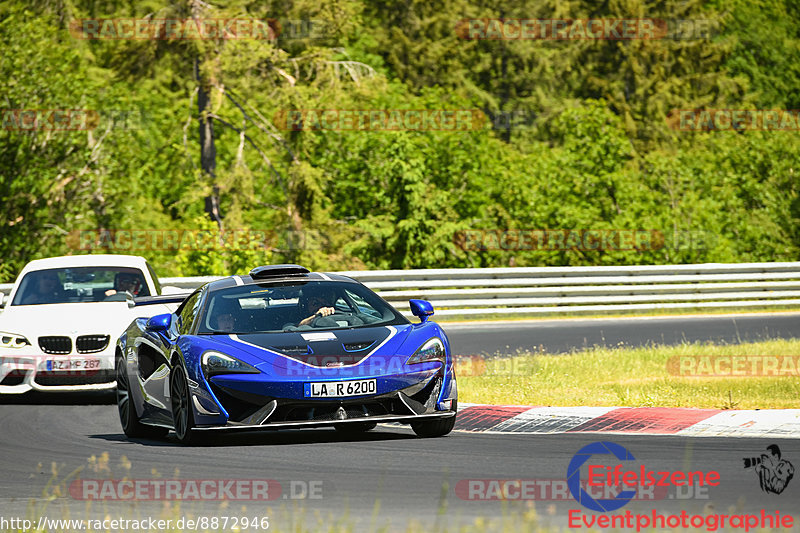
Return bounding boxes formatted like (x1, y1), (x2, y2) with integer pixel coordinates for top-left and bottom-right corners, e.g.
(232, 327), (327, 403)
(46, 358), (101, 371)
(304, 379), (377, 398)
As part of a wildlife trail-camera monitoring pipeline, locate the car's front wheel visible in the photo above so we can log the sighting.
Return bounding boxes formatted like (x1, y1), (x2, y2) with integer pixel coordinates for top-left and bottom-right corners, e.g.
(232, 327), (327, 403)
(411, 413), (457, 438)
(116, 357), (167, 439)
(170, 365), (202, 445)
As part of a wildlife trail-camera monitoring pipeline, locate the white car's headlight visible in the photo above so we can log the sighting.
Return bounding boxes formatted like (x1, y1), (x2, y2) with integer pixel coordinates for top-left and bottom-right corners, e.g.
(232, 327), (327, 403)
(0, 332), (31, 349)
(201, 351), (260, 378)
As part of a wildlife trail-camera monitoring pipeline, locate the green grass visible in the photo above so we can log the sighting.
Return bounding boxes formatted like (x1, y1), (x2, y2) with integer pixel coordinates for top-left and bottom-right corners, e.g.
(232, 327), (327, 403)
(456, 339), (800, 409)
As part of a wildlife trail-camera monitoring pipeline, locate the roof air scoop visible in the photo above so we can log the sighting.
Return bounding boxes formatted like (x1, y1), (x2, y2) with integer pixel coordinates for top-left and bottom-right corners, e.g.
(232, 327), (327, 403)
(249, 265), (310, 279)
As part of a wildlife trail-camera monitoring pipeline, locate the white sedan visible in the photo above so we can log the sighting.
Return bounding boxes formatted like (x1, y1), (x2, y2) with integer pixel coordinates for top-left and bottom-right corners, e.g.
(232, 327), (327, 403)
(0, 254), (182, 394)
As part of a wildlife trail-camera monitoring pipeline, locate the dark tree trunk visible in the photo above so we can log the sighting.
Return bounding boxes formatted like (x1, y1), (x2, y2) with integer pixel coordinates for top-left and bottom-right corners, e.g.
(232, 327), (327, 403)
(195, 57), (221, 228)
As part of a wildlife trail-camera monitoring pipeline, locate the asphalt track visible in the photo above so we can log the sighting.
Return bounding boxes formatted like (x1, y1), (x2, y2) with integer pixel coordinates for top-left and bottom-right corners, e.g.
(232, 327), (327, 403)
(0, 403), (797, 531)
(0, 313), (798, 531)
(444, 312), (800, 355)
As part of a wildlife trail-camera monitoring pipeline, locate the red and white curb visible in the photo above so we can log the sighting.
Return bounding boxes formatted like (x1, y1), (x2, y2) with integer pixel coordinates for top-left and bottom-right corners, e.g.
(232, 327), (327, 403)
(454, 404), (800, 439)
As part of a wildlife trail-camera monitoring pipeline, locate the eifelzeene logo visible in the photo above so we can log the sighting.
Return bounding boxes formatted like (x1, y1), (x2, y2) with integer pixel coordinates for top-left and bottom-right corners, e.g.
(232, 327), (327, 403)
(567, 442), (721, 512)
(744, 444), (795, 495)
(567, 442), (637, 512)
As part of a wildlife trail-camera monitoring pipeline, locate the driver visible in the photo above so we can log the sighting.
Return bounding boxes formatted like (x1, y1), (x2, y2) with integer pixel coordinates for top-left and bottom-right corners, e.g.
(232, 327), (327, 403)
(216, 313), (236, 332)
(21, 271), (63, 304)
(298, 289), (338, 326)
(105, 272), (141, 298)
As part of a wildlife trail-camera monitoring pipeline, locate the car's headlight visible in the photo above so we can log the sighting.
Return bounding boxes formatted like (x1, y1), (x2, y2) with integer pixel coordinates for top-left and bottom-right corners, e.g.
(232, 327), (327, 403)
(406, 338), (446, 365)
(0, 332), (31, 349)
(201, 351), (260, 377)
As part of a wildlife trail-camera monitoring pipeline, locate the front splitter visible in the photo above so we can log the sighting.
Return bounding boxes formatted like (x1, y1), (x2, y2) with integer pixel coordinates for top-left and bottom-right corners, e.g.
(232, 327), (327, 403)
(191, 411), (455, 433)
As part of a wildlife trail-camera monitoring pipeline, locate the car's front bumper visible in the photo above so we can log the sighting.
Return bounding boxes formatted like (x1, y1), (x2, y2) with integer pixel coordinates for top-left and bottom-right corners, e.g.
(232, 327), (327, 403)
(192, 410), (456, 433)
(0, 353), (116, 394)
(189, 367), (456, 428)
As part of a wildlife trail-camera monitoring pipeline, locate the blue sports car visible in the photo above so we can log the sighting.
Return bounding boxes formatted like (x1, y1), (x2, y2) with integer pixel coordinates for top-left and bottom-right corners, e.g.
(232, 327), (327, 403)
(115, 265), (457, 444)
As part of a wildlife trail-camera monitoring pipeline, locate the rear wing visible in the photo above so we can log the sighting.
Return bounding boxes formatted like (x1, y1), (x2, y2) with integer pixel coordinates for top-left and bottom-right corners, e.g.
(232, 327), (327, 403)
(128, 293), (192, 308)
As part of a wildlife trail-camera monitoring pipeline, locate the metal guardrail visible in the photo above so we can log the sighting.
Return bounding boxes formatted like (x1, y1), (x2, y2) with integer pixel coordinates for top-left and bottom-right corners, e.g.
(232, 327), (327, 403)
(3, 262), (800, 316)
(338, 263), (800, 315)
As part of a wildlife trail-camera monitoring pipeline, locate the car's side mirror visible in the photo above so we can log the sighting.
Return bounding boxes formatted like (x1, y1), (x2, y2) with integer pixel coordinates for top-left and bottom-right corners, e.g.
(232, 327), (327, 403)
(0, 293), (5, 308)
(409, 299), (434, 323)
(146, 313), (172, 332)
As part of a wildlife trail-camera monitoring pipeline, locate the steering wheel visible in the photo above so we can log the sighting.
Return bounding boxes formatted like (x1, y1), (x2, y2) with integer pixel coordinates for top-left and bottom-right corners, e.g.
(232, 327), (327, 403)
(104, 290), (133, 302)
(311, 311), (361, 328)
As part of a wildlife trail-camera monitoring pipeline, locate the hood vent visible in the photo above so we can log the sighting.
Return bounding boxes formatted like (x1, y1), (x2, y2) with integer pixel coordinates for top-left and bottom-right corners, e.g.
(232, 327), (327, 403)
(343, 341), (376, 352)
(270, 345), (312, 356)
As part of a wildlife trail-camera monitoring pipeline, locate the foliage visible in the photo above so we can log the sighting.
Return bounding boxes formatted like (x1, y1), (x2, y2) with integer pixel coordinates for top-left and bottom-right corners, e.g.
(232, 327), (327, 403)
(0, 0), (798, 279)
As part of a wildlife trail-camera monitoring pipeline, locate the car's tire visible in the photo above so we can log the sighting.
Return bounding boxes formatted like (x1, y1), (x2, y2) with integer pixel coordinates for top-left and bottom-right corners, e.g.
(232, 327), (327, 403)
(334, 421), (377, 435)
(411, 413), (457, 438)
(170, 365), (202, 445)
(116, 357), (167, 439)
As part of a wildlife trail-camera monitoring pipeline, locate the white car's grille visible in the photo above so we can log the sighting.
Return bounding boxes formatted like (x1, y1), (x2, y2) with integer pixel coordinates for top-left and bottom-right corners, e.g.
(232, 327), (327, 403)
(76, 335), (110, 354)
(38, 336), (72, 354)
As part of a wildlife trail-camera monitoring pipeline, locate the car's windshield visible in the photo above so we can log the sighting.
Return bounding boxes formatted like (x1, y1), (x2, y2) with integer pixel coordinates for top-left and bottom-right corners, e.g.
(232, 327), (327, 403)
(198, 280), (408, 334)
(10, 267), (150, 306)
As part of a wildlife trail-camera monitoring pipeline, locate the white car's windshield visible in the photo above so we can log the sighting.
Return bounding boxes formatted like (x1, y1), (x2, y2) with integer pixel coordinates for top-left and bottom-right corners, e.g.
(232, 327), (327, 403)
(11, 267), (150, 306)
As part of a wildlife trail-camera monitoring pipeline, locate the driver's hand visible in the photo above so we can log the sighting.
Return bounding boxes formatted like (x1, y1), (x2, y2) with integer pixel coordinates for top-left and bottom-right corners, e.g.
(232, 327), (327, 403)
(299, 306), (336, 326)
(105, 289), (117, 296)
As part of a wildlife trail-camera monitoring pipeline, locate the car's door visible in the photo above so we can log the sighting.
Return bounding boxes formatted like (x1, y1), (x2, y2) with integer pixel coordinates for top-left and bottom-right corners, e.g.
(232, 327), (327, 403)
(140, 289), (203, 424)
(137, 321), (174, 424)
